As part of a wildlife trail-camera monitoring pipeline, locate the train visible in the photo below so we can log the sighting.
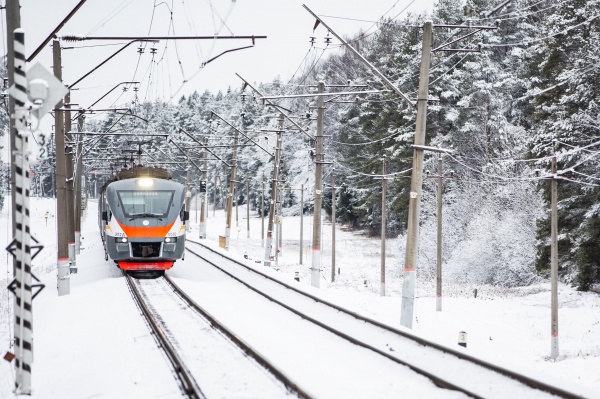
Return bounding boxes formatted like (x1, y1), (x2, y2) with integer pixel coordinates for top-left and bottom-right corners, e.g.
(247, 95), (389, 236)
(99, 166), (189, 272)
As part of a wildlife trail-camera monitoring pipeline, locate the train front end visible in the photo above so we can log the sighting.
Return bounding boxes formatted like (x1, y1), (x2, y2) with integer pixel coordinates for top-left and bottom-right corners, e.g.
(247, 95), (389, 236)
(102, 177), (188, 271)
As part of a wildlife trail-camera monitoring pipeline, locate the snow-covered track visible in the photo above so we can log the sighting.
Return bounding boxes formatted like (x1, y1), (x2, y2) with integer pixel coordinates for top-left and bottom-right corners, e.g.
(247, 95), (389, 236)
(125, 273), (205, 399)
(186, 239), (585, 399)
(125, 272), (310, 399)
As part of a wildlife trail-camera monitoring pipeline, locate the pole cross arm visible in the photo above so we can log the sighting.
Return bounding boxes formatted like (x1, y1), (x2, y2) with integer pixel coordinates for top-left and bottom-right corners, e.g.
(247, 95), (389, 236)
(235, 73), (316, 141)
(166, 137), (204, 172)
(210, 111), (273, 157)
(203, 45), (255, 67)
(410, 144), (454, 154)
(260, 89), (388, 100)
(61, 35), (267, 41)
(68, 40), (157, 88)
(303, 4), (415, 108)
(88, 81), (139, 109)
(177, 127), (232, 167)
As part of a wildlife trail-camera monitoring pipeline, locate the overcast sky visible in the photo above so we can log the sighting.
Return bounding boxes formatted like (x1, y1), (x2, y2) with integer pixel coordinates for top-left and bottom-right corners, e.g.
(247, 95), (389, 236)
(11, 0), (434, 114)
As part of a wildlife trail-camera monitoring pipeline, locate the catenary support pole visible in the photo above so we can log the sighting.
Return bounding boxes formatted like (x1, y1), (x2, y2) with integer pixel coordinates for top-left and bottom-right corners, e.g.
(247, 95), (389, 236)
(53, 40), (70, 295)
(185, 160), (191, 231)
(381, 156), (387, 297)
(264, 114), (284, 266)
(74, 112), (84, 255)
(277, 183), (282, 259)
(300, 184), (304, 265)
(275, 183), (281, 267)
(311, 81), (325, 288)
(246, 177), (250, 238)
(65, 96), (76, 273)
(331, 169), (336, 282)
(225, 127), (239, 250)
(550, 154), (559, 359)
(436, 152), (443, 311)
(10, 28), (34, 395)
(401, 21), (433, 328)
(199, 140), (207, 238)
(261, 173), (265, 247)
(213, 166), (217, 216)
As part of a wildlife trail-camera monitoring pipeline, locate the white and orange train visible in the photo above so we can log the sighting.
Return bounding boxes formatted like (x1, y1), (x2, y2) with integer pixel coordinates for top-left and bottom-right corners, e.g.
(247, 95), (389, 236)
(99, 167), (188, 272)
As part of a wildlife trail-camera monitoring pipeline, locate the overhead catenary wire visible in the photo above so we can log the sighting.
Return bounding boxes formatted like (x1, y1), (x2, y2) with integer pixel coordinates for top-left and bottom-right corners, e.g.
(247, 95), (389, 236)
(483, 13), (600, 48)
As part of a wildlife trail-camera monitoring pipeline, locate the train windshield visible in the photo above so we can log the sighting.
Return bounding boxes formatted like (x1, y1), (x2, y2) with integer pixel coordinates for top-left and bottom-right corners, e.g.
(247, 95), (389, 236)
(117, 190), (175, 218)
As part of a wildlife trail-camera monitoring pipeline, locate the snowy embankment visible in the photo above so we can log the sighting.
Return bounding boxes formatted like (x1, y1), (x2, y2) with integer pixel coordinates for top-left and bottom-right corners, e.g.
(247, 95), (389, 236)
(0, 197), (599, 398)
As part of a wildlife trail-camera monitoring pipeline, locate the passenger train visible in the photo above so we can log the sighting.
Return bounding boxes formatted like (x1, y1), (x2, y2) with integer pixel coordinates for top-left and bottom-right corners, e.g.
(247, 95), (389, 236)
(99, 166), (188, 271)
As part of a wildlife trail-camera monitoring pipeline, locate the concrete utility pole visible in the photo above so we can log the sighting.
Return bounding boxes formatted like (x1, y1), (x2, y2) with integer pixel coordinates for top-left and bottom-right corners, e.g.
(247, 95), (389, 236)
(276, 183), (283, 260)
(331, 169), (336, 282)
(261, 173), (265, 247)
(400, 21), (433, 329)
(225, 128), (239, 250)
(65, 97), (76, 273)
(185, 160), (192, 231)
(550, 154), (559, 359)
(311, 81), (325, 288)
(436, 153), (443, 310)
(53, 40), (70, 296)
(275, 183), (281, 267)
(74, 112), (84, 255)
(381, 156), (387, 297)
(213, 166), (218, 216)
(199, 139), (208, 239)
(235, 185), (239, 227)
(300, 184), (304, 265)
(246, 177), (250, 238)
(264, 114), (284, 266)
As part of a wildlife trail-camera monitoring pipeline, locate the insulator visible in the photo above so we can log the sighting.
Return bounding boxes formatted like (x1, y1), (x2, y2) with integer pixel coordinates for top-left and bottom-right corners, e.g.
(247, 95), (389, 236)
(62, 35), (79, 42)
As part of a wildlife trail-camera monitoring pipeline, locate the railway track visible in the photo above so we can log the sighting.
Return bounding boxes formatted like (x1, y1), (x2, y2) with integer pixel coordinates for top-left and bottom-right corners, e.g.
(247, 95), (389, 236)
(185, 239), (586, 399)
(124, 272), (311, 399)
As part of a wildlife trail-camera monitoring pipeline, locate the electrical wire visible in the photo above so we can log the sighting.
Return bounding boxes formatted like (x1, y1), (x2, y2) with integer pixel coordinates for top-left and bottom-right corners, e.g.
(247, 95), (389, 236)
(483, 13), (600, 48)
(86, 0), (135, 36)
(335, 160), (412, 178)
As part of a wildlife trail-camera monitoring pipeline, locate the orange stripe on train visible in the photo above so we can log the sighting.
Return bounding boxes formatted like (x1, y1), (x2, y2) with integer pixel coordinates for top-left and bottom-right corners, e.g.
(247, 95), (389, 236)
(116, 220), (176, 238)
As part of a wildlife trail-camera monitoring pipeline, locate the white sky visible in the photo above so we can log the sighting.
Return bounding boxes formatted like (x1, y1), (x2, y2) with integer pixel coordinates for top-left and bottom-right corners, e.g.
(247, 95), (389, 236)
(13, 0), (435, 111)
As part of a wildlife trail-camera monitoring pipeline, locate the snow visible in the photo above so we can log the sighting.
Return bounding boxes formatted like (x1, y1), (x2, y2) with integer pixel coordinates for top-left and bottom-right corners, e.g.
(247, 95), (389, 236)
(1, 196), (600, 398)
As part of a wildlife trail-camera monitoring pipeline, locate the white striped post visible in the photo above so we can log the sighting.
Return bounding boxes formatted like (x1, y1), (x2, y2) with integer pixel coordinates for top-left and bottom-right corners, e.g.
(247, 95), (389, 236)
(11, 28), (34, 395)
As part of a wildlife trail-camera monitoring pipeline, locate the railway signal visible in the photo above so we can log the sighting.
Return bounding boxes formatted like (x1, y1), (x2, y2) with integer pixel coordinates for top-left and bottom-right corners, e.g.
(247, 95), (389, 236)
(6, 29), (65, 395)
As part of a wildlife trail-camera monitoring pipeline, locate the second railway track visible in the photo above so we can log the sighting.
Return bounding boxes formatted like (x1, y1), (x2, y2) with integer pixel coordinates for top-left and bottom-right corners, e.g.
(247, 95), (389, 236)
(184, 239), (586, 399)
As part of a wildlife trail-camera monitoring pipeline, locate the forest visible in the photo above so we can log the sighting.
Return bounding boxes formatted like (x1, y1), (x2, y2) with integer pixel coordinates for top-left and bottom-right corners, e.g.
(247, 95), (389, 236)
(4, 0), (600, 291)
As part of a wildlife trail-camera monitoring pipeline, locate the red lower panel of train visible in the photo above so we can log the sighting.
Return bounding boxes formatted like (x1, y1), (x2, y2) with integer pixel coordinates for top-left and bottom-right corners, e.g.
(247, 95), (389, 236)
(118, 261), (174, 271)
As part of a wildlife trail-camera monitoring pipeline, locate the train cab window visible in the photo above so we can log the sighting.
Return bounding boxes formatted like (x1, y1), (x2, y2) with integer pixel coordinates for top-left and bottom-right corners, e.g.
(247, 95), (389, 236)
(117, 190), (175, 218)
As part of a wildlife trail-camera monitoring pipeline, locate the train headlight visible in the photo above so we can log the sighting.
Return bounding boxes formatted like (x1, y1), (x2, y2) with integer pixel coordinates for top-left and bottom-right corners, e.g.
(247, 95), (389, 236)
(137, 178), (154, 187)
(116, 237), (128, 243)
(164, 237), (177, 243)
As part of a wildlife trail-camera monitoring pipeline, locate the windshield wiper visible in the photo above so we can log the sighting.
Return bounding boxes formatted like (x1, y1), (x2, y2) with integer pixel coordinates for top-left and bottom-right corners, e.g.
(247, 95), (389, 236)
(129, 213), (163, 221)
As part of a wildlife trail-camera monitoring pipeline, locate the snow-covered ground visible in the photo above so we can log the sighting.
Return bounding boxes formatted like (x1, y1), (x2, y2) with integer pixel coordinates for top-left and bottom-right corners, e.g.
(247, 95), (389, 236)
(1, 196), (599, 398)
